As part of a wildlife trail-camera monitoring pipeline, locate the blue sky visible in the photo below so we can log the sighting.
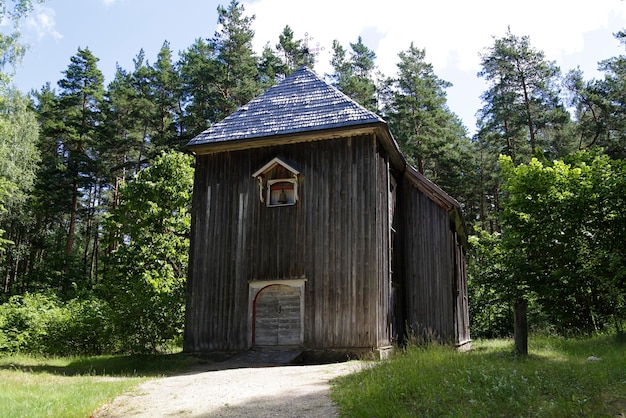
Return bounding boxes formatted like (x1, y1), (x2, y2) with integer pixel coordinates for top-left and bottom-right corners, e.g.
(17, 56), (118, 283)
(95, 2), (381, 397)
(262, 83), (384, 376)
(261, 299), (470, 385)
(10, 0), (626, 134)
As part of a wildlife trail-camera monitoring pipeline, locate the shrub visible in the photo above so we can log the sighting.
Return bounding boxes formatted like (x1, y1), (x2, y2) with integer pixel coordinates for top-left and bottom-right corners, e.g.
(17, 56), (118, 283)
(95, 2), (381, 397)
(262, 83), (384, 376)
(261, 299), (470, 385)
(0, 293), (114, 355)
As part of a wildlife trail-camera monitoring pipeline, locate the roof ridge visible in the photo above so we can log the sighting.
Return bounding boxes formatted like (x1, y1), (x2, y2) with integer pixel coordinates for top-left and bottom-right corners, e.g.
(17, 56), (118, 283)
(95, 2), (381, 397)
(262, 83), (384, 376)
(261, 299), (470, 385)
(294, 66), (381, 118)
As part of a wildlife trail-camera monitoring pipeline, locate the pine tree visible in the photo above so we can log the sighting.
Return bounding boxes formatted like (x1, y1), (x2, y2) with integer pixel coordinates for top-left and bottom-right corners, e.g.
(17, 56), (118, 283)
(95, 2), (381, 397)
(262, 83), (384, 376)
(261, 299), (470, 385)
(477, 29), (571, 163)
(328, 36), (378, 112)
(565, 31), (626, 159)
(179, 1), (261, 137)
(276, 26), (305, 73)
(381, 43), (479, 226)
(258, 43), (283, 88)
(258, 26), (314, 88)
(178, 38), (218, 139)
(150, 41), (181, 153)
(102, 66), (143, 182)
(209, 0), (260, 119)
(384, 44), (457, 173)
(474, 30), (574, 230)
(127, 49), (156, 171)
(54, 47), (105, 289)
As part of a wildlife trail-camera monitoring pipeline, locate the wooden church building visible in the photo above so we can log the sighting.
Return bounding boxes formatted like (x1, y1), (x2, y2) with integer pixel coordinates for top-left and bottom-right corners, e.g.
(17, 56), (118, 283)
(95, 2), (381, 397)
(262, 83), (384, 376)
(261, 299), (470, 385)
(184, 66), (470, 355)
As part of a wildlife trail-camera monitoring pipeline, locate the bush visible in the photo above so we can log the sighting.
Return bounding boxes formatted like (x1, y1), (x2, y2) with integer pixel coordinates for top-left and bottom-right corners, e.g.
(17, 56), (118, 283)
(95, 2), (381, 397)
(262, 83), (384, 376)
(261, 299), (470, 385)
(0, 293), (114, 355)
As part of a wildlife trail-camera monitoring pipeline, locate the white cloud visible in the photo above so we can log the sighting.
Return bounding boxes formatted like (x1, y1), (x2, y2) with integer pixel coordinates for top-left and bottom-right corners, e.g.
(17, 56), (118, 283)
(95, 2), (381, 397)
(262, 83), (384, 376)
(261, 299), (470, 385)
(242, 0), (626, 133)
(243, 0), (626, 77)
(0, 15), (11, 28)
(25, 5), (63, 42)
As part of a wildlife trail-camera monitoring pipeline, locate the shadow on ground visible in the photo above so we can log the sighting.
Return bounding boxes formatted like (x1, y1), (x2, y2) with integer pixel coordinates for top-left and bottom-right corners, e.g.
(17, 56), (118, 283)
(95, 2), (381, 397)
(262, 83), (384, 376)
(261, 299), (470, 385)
(0, 352), (195, 377)
(0, 348), (356, 378)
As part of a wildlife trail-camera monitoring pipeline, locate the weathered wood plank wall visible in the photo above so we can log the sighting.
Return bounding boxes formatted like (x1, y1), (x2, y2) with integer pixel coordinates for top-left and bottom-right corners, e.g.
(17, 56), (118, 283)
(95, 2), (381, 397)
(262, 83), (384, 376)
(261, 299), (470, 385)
(396, 176), (456, 343)
(375, 145), (392, 348)
(185, 134), (392, 351)
(454, 239), (471, 345)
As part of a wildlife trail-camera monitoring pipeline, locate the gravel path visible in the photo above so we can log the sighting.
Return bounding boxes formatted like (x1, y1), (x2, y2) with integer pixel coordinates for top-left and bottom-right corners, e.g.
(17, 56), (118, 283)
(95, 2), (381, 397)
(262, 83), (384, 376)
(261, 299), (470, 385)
(94, 359), (362, 418)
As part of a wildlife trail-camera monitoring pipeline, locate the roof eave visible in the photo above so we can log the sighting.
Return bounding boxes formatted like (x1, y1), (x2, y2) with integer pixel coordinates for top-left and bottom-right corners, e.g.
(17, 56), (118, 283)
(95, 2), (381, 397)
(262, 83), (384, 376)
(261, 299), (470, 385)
(187, 122), (403, 163)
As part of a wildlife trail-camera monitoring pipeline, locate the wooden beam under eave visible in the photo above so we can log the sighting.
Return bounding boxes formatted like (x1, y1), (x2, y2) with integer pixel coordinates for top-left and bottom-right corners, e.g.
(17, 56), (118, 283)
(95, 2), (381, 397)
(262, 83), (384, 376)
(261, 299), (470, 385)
(187, 125), (376, 154)
(186, 122), (406, 171)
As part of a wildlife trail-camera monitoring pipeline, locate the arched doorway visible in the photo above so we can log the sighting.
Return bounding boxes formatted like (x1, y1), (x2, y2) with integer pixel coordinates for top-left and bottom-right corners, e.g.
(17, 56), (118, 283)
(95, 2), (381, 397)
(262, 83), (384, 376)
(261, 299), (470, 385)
(253, 284), (302, 346)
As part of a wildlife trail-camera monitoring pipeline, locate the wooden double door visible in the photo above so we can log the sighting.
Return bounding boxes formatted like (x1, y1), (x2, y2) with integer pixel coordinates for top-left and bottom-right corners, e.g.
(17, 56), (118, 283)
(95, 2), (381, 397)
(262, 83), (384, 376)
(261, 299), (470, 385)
(253, 284), (302, 346)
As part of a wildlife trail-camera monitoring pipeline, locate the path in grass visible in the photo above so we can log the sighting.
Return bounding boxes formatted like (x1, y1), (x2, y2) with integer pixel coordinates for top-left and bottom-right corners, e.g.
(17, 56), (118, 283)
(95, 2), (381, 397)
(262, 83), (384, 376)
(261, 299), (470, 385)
(93, 359), (362, 417)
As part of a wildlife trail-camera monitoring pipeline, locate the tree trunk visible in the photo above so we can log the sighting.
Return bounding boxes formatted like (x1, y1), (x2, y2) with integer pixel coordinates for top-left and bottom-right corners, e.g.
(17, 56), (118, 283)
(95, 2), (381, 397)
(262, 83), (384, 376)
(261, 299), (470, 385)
(66, 178), (79, 256)
(83, 184), (94, 277)
(514, 298), (528, 355)
(2, 254), (10, 294)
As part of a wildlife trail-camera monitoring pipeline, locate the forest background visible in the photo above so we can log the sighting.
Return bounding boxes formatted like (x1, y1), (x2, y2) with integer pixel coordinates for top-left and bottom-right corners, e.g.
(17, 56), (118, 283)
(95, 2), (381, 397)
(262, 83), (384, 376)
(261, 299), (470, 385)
(0, 0), (624, 354)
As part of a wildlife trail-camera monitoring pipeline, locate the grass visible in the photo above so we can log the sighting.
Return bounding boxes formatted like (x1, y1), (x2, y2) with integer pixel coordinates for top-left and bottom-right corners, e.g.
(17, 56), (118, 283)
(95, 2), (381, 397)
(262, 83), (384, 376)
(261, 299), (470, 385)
(2, 335), (624, 417)
(331, 334), (626, 417)
(0, 352), (197, 418)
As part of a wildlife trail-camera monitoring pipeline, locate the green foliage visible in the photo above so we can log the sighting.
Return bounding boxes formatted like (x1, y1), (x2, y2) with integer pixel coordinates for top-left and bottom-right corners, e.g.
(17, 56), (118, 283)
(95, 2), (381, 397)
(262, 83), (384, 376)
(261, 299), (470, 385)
(150, 42), (182, 152)
(467, 229), (511, 338)
(0, 87), (39, 254)
(0, 87), (39, 203)
(471, 28), (626, 338)
(499, 150), (626, 333)
(0, 0), (46, 84)
(380, 44), (479, 219)
(468, 230), (554, 338)
(178, 1), (262, 140)
(178, 37), (219, 137)
(275, 25), (308, 74)
(104, 42), (181, 168)
(565, 32), (626, 159)
(50, 46), (106, 288)
(474, 29), (573, 231)
(332, 335), (626, 417)
(4, 1), (626, 345)
(384, 44), (471, 178)
(102, 151), (193, 353)
(329, 36), (379, 112)
(0, 293), (113, 355)
(210, 0), (260, 118)
(0, 151), (194, 357)
(477, 28), (571, 162)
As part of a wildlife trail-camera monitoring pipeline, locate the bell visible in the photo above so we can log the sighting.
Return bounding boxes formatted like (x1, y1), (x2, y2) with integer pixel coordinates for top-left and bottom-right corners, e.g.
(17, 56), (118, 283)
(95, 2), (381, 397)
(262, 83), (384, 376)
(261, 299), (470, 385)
(278, 188), (288, 204)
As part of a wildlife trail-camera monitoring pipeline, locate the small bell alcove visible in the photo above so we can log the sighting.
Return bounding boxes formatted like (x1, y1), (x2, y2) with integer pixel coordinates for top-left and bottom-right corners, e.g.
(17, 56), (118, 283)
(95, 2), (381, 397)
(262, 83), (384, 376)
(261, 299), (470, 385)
(252, 157), (300, 207)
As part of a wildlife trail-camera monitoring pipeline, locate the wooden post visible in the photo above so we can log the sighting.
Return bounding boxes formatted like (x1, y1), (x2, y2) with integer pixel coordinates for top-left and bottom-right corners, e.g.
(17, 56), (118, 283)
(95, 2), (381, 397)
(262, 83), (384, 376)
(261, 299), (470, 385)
(514, 298), (528, 355)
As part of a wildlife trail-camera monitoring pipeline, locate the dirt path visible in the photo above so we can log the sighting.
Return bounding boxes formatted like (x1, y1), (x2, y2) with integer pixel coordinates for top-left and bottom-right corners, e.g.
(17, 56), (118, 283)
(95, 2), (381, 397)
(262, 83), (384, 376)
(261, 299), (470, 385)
(94, 359), (362, 418)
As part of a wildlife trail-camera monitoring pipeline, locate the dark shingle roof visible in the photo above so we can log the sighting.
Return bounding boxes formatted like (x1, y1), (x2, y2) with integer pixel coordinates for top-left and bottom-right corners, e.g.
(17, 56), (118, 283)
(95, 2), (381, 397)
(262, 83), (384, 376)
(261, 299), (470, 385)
(187, 66), (385, 147)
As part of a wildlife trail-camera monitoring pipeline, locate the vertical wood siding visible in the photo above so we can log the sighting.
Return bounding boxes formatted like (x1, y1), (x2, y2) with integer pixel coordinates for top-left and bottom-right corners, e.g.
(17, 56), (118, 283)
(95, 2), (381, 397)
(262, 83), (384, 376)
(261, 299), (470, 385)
(454, 240), (471, 345)
(254, 284), (301, 346)
(396, 176), (457, 343)
(185, 134), (392, 351)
